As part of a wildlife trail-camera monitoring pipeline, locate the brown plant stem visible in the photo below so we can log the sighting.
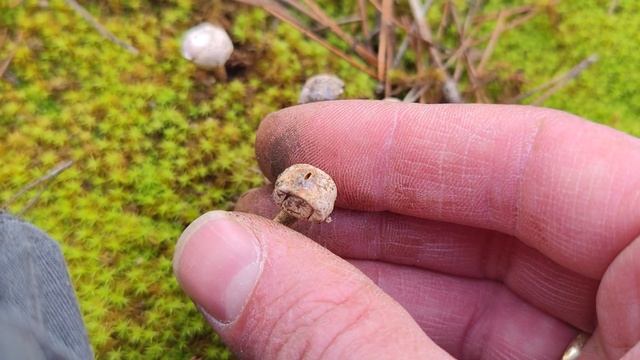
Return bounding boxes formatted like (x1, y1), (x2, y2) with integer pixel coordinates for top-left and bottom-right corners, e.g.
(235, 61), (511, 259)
(273, 210), (297, 227)
(3, 160), (74, 209)
(64, 0), (139, 55)
(377, 0), (394, 86)
(474, 5), (534, 24)
(608, 0), (619, 15)
(367, 0), (411, 33)
(357, 0), (371, 45)
(295, 0), (377, 65)
(393, 0), (432, 68)
(408, 0), (462, 103)
(312, 15), (362, 32)
(0, 50), (16, 79)
(477, 10), (507, 74)
(511, 54), (599, 104)
(529, 54), (599, 106)
(237, 0), (377, 78)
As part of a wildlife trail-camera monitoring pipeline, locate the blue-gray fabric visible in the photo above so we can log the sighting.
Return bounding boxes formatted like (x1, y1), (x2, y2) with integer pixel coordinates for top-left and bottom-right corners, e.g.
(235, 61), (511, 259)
(0, 212), (92, 360)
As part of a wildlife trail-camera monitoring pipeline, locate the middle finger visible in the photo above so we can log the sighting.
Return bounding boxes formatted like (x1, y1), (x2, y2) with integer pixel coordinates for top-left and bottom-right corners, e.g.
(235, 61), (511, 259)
(236, 186), (597, 331)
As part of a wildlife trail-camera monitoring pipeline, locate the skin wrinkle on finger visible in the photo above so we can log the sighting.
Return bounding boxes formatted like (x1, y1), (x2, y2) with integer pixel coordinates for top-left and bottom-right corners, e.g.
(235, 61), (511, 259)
(353, 260), (576, 360)
(380, 105), (404, 211)
(256, 101), (640, 280)
(514, 110), (640, 278)
(505, 246), (596, 325)
(595, 235), (640, 358)
(270, 283), (370, 359)
(481, 230), (514, 281)
(235, 187), (598, 330)
(213, 213), (443, 359)
(511, 114), (544, 247)
(313, 285), (396, 360)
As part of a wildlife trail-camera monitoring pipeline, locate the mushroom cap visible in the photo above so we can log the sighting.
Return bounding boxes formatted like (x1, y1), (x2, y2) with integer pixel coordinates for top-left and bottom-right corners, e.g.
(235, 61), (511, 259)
(298, 74), (345, 104)
(273, 164), (337, 223)
(181, 22), (234, 70)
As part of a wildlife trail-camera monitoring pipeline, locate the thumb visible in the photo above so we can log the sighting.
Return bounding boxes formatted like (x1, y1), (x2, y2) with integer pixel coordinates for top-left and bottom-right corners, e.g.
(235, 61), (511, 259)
(173, 211), (450, 359)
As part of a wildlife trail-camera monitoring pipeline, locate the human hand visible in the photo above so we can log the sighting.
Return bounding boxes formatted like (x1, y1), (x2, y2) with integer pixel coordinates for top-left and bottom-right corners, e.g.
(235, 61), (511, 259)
(173, 101), (640, 359)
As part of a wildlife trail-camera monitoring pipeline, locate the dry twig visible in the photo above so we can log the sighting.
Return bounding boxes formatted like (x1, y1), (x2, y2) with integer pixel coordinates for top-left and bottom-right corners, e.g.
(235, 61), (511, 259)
(474, 5), (533, 23)
(367, 0), (411, 32)
(237, 0), (377, 77)
(1, 33), (22, 80)
(313, 15), (362, 32)
(393, 0), (432, 68)
(2, 160), (74, 209)
(435, 0), (450, 40)
(0, 29), (7, 48)
(0, 50), (16, 79)
(242, 0), (541, 104)
(477, 10), (507, 73)
(18, 186), (47, 215)
(65, 0), (139, 55)
(377, 0), (393, 87)
(508, 54), (599, 105)
(529, 54), (599, 105)
(608, 0), (619, 15)
(298, 0), (377, 65)
(357, 0), (371, 45)
(408, 0), (462, 103)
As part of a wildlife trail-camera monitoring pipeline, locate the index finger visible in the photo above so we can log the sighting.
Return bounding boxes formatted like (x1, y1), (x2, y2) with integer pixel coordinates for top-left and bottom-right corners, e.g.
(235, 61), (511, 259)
(255, 100), (640, 279)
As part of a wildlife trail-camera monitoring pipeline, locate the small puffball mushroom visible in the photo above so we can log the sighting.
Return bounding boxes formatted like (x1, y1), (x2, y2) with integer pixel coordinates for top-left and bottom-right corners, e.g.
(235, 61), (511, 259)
(272, 164), (337, 227)
(298, 74), (345, 104)
(181, 22), (233, 80)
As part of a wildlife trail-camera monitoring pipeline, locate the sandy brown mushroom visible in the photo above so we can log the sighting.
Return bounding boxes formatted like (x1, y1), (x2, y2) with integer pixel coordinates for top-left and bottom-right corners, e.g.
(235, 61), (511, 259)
(272, 164), (337, 226)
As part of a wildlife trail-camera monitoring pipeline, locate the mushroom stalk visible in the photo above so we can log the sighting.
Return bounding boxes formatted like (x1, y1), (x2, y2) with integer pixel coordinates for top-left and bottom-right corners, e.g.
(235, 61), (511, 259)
(273, 210), (297, 227)
(212, 65), (228, 82)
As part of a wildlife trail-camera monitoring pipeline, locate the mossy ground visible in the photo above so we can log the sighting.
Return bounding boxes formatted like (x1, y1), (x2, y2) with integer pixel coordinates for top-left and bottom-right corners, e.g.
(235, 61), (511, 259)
(0, 0), (638, 358)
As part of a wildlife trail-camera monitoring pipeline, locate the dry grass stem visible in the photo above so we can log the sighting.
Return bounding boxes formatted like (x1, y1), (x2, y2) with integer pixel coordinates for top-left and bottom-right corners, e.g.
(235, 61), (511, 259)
(529, 54), (599, 105)
(299, 0), (377, 65)
(0, 49), (16, 79)
(238, 0), (377, 77)
(477, 10), (507, 73)
(237, 0), (542, 104)
(409, 0), (462, 103)
(64, 0), (139, 54)
(357, 0), (371, 45)
(3, 160), (74, 209)
(608, 0), (619, 15)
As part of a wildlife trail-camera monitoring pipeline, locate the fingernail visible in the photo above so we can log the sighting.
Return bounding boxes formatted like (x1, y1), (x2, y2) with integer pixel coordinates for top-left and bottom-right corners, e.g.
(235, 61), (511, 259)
(173, 211), (262, 323)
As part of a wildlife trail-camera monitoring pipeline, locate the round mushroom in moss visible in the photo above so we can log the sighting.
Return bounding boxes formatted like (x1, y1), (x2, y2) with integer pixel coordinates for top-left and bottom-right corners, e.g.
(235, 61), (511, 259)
(181, 22), (234, 81)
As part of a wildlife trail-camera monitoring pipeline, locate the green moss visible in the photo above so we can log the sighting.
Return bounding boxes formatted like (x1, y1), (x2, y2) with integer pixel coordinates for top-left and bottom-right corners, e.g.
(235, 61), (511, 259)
(0, 0), (638, 359)
(489, 0), (640, 135)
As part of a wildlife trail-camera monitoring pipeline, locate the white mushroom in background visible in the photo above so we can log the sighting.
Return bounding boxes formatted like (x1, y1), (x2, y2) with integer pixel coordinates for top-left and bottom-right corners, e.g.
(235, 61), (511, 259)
(181, 22), (233, 80)
(298, 74), (345, 104)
